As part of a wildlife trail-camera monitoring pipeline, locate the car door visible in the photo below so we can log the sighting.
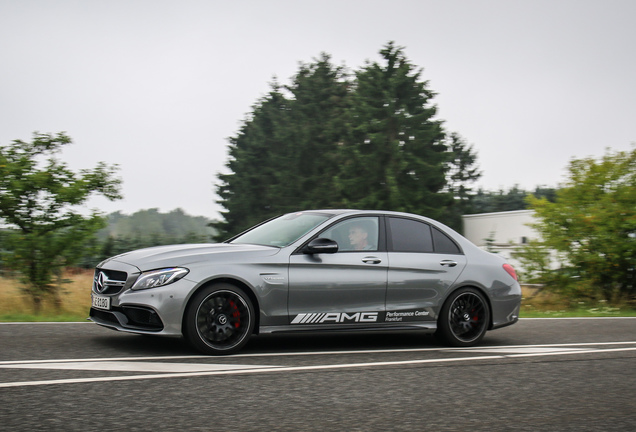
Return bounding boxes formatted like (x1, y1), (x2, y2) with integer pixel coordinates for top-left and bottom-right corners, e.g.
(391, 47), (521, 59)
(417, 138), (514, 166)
(288, 216), (388, 326)
(385, 216), (466, 323)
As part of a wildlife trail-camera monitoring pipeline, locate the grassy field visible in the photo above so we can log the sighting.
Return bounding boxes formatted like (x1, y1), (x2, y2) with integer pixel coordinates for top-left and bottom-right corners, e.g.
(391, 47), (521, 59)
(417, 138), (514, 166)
(519, 285), (636, 317)
(0, 270), (93, 322)
(0, 272), (634, 322)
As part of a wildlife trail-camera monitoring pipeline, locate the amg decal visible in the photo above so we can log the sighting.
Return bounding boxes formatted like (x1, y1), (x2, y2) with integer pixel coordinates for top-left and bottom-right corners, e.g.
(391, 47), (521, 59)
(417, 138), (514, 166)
(292, 312), (378, 324)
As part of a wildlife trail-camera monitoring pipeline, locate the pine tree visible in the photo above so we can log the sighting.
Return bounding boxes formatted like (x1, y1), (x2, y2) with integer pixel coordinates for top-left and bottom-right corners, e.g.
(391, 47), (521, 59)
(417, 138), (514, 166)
(285, 54), (351, 210)
(214, 83), (293, 239)
(334, 42), (452, 220)
(215, 57), (352, 239)
(443, 132), (481, 228)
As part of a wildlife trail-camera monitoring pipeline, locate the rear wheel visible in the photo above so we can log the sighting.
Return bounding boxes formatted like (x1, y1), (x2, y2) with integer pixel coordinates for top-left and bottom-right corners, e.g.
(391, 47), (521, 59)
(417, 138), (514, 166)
(184, 283), (254, 355)
(437, 288), (490, 347)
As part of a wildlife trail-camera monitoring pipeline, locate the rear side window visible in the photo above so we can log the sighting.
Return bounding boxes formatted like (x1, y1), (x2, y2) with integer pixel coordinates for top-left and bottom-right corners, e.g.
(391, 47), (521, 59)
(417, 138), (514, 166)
(432, 227), (462, 254)
(388, 217), (433, 252)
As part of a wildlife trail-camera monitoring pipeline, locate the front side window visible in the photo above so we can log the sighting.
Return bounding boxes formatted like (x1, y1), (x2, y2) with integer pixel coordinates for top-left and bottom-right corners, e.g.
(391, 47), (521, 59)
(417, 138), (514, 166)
(320, 217), (379, 252)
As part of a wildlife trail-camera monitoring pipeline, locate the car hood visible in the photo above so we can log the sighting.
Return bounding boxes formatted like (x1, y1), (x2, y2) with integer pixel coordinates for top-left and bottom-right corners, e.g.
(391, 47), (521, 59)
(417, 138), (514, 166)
(99, 243), (281, 271)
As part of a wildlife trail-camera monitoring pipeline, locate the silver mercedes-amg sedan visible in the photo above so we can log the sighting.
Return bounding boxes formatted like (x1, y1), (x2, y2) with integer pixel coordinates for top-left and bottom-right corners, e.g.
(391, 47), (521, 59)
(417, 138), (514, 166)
(90, 210), (521, 355)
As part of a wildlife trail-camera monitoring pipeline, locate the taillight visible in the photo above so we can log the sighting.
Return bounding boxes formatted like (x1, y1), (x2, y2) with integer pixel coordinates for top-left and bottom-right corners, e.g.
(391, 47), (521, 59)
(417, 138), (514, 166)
(503, 263), (518, 281)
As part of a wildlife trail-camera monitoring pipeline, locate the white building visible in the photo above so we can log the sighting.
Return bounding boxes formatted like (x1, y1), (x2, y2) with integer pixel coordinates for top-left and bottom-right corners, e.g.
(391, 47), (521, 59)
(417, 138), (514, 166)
(462, 210), (539, 272)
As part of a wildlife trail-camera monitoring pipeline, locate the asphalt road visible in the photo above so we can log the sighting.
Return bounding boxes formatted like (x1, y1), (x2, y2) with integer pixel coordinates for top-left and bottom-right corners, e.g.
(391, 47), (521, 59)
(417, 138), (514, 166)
(1, 318), (635, 431)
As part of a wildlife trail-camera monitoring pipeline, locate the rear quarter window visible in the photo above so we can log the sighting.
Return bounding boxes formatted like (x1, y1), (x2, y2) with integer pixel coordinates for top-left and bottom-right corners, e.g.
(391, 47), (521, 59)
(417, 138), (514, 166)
(432, 227), (462, 254)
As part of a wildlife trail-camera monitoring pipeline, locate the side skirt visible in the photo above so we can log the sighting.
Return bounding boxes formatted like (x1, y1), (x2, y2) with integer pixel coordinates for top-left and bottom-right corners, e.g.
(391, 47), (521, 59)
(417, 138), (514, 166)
(259, 322), (438, 334)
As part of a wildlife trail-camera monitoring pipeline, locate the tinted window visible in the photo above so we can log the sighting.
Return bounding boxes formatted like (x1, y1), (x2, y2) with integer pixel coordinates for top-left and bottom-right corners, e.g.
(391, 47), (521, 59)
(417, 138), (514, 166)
(432, 227), (461, 254)
(388, 218), (433, 252)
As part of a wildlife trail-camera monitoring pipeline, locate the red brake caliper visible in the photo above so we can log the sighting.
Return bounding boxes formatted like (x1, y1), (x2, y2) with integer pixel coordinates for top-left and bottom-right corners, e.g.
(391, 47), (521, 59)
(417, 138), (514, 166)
(229, 300), (241, 328)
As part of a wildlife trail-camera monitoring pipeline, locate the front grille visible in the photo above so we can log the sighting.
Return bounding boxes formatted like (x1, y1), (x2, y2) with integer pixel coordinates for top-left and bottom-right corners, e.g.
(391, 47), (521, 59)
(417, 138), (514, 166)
(93, 269), (127, 295)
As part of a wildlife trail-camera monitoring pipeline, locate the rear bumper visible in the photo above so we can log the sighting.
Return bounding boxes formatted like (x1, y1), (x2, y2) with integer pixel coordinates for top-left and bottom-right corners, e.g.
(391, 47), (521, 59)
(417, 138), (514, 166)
(491, 314), (519, 330)
(489, 281), (522, 330)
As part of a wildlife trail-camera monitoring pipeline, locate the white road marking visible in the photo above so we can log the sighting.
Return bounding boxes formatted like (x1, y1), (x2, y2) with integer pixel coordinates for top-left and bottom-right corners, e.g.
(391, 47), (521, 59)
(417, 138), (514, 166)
(232, 340), (636, 358)
(0, 342), (634, 366)
(506, 347), (636, 358)
(0, 355), (213, 365)
(2, 341), (635, 365)
(1, 343), (635, 388)
(448, 347), (590, 354)
(0, 355), (506, 388)
(0, 361), (280, 373)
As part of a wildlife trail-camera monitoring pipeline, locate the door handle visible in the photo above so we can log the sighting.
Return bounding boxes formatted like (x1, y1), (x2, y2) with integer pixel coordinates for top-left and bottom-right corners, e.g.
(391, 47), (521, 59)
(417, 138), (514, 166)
(440, 260), (458, 267)
(362, 256), (382, 264)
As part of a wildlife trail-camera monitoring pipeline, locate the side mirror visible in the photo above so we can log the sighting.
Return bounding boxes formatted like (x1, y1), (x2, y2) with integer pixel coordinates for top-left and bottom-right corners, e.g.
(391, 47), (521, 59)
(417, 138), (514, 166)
(303, 238), (339, 254)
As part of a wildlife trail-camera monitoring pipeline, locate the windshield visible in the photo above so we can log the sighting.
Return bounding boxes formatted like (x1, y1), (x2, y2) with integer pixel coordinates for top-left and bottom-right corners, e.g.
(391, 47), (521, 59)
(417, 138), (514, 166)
(229, 212), (333, 247)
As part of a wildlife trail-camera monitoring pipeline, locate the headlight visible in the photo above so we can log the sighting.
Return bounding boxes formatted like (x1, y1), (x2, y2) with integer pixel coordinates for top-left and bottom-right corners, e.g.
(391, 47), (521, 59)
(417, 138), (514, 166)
(132, 267), (189, 290)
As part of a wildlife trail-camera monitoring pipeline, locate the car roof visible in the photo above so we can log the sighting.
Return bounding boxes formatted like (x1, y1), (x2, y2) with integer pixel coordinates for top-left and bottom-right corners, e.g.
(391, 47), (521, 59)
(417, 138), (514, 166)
(298, 209), (423, 218)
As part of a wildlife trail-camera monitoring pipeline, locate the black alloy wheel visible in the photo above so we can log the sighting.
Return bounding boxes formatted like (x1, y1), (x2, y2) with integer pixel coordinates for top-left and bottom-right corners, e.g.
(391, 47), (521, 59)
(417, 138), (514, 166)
(437, 288), (490, 347)
(185, 283), (254, 355)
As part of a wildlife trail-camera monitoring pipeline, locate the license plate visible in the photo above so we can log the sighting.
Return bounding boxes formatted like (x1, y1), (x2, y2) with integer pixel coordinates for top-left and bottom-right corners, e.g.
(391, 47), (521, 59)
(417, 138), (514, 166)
(92, 294), (111, 310)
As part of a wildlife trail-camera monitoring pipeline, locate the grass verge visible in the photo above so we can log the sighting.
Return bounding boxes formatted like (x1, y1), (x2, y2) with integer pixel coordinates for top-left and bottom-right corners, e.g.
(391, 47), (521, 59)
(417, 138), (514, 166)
(520, 285), (636, 318)
(0, 270), (92, 322)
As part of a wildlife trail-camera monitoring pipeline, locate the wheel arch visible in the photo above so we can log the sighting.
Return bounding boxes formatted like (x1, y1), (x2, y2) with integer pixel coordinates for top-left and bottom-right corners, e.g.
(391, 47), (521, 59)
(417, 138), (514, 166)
(182, 277), (261, 336)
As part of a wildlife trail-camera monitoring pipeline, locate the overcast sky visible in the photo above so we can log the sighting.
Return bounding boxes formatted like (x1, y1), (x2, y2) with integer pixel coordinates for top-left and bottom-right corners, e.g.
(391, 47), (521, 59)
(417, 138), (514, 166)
(1, 0), (634, 219)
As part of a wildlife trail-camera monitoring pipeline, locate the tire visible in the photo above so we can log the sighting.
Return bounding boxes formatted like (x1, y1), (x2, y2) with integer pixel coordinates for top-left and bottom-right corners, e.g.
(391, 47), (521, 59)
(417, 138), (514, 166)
(184, 283), (255, 355)
(437, 288), (490, 347)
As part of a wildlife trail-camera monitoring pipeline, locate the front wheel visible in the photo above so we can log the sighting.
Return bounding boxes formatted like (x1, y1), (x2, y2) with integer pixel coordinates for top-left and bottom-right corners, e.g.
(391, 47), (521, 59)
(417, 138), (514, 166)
(184, 283), (255, 355)
(437, 288), (490, 347)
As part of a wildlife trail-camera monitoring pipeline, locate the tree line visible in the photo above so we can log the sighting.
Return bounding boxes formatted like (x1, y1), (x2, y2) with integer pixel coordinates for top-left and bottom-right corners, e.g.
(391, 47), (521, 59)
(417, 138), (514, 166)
(77, 208), (216, 268)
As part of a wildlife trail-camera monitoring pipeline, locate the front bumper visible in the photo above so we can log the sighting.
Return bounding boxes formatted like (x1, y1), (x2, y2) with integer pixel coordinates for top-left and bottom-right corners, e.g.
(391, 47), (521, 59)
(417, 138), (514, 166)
(90, 263), (198, 337)
(89, 304), (164, 332)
